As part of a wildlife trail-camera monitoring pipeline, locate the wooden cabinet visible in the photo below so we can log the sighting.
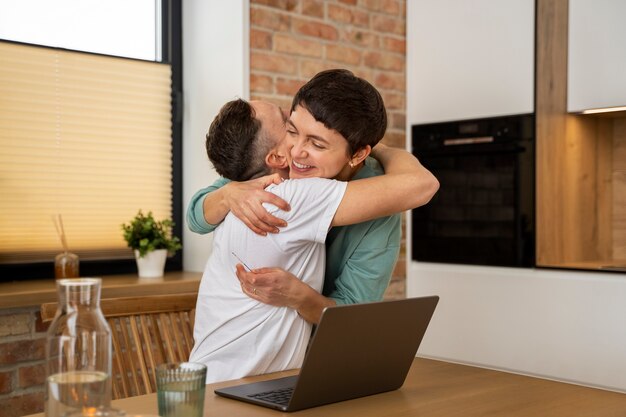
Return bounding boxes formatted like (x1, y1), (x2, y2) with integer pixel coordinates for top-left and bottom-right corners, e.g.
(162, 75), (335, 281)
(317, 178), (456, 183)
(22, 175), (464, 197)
(407, 0), (534, 124)
(568, 0), (626, 112)
(536, 0), (626, 270)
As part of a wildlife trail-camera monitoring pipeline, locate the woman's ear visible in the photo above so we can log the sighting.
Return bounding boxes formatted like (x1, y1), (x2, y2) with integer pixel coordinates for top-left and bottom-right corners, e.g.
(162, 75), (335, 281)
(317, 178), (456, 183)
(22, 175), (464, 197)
(349, 145), (372, 167)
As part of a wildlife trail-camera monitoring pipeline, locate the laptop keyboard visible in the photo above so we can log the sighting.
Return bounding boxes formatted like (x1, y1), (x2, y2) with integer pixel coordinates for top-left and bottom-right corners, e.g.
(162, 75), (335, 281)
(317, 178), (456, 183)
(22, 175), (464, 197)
(248, 387), (294, 406)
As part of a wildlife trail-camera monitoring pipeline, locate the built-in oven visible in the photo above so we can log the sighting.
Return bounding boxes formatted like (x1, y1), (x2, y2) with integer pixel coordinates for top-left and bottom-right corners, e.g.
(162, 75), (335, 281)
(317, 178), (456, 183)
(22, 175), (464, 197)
(411, 114), (535, 267)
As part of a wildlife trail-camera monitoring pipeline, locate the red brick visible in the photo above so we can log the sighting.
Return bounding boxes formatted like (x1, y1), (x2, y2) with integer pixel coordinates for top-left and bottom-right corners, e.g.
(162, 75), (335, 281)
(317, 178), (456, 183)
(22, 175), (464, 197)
(328, 4), (369, 28)
(327, 1), (350, 23)
(375, 72), (405, 91)
(353, 68), (375, 84)
(250, 94), (293, 111)
(0, 370), (13, 394)
(326, 44), (361, 65)
(0, 338), (46, 365)
(392, 257), (407, 278)
(251, 52), (298, 75)
(18, 363), (46, 388)
(361, 0), (379, 11)
(390, 112), (406, 130)
(344, 29), (379, 48)
(398, 234), (407, 256)
(362, 0), (401, 15)
(338, 0), (357, 5)
(274, 34), (323, 58)
(381, 0), (402, 15)
(400, 0), (407, 17)
(250, 7), (290, 31)
(381, 131), (405, 148)
(383, 92), (405, 110)
(0, 314), (30, 338)
(251, 28), (273, 49)
(371, 14), (405, 36)
(299, 59), (338, 79)
(251, 0), (298, 11)
(1, 391), (45, 417)
(302, 0), (324, 18)
(383, 36), (406, 54)
(293, 18), (339, 40)
(250, 73), (274, 94)
(384, 279), (406, 300)
(34, 312), (50, 333)
(276, 77), (306, 96)
(364, 51), (404, 71)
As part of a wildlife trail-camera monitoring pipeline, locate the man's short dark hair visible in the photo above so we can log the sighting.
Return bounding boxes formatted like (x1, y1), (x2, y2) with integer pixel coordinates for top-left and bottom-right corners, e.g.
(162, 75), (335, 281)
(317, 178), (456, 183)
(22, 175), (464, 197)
(205, 99), (273, 181)
(291, 69), (387, 155)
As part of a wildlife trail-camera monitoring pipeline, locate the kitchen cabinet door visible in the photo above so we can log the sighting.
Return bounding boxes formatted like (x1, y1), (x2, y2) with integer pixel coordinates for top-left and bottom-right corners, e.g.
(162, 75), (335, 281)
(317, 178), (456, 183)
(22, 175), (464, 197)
(407, 0), (535, 124)
(568, 0), (626, 112)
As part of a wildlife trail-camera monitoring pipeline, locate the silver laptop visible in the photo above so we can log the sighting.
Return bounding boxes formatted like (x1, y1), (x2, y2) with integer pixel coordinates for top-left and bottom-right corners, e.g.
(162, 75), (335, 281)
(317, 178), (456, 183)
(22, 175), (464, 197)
(214, 296), (439, 412)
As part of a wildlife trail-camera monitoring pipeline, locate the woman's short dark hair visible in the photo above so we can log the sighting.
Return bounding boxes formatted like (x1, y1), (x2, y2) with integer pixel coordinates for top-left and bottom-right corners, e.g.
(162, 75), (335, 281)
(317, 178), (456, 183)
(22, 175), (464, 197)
(205, 99), (272, 181)
(291, 69), (387, 155)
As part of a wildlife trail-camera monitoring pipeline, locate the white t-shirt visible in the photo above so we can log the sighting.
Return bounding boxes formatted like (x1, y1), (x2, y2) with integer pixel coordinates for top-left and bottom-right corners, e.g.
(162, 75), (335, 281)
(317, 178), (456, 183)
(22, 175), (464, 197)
(190, 177), (347, 383)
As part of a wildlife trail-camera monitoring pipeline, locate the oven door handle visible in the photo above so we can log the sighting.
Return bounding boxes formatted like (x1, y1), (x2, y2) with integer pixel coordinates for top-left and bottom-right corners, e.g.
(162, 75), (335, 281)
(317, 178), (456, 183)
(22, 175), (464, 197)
(443, 136), (494, 146)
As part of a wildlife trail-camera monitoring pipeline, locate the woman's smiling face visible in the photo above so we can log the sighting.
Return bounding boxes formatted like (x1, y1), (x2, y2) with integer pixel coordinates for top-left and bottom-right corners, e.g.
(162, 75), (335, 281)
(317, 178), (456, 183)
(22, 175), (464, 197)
(286, 105), (354, 181)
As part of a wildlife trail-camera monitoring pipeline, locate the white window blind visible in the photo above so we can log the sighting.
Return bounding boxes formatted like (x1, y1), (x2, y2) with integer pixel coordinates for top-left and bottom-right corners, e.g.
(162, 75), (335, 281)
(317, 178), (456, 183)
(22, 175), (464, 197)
(0, 41), (173, 263)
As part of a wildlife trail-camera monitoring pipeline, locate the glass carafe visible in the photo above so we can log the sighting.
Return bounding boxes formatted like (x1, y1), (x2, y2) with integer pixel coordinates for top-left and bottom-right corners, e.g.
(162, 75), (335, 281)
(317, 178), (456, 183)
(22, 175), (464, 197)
(45, 278), (112, 417)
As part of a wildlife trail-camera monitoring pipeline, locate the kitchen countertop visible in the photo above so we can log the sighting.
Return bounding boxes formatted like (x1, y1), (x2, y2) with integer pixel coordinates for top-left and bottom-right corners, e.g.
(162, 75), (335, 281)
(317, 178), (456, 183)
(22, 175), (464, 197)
(539, 260), (626, 273)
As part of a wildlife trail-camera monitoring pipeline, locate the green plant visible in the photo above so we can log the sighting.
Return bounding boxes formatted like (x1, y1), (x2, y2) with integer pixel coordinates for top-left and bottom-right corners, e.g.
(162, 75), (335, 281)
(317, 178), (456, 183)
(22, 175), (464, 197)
(121, 210), (182, 257)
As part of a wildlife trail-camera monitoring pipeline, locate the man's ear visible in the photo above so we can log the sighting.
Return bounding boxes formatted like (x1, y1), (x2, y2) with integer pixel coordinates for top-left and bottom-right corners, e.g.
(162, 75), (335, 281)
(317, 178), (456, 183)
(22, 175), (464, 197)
(349, 145), (372, 166)
(265, 150), (288, 169)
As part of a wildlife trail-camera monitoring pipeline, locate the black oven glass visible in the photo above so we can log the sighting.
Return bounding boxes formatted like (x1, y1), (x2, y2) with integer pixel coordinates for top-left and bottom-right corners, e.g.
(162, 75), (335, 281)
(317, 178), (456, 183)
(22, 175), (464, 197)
(411, 114), (535, 267)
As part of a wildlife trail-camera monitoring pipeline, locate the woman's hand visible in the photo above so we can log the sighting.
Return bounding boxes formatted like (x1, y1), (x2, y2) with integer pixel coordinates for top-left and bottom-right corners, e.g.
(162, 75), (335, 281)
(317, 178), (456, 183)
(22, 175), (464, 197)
(236, 265), (305, 309)
(223, 174), (290, 235)
(236, 265), (336, 324)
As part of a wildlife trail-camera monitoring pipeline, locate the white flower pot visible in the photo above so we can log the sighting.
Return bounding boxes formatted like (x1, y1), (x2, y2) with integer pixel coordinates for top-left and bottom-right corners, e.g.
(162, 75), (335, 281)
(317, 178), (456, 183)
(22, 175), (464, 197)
(134, 249), (167, 278)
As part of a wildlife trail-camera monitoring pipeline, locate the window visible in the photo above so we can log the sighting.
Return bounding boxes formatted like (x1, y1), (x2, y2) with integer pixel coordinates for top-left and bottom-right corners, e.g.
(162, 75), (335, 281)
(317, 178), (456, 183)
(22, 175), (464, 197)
(0, 0), (160, 61)
(0, 0), (182, 279)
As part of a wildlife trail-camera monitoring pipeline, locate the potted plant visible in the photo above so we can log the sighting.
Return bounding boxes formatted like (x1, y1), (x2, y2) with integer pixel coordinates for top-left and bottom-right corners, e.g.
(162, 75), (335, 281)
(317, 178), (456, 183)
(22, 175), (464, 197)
(121, 210), (182, 278)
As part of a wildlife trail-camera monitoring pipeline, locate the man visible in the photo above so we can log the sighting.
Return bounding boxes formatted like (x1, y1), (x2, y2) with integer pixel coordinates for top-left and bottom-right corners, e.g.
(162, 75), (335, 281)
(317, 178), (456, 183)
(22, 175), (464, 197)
(190, 98), (347, 382)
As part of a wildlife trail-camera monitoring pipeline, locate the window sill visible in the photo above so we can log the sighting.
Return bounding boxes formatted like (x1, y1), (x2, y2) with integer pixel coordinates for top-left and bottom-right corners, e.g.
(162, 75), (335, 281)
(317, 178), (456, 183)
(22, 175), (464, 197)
(0, 271), (202, 309)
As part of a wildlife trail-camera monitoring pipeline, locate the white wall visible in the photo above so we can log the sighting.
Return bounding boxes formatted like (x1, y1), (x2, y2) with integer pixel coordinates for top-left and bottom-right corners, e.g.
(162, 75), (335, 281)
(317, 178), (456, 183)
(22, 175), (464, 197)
(182, 0), (249, 271)
(407, 262), (626, 392)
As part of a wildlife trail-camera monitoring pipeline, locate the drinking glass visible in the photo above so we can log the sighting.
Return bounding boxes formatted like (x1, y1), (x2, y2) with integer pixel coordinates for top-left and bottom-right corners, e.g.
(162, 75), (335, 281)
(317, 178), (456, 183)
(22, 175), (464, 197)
(156, 362), (207, 417)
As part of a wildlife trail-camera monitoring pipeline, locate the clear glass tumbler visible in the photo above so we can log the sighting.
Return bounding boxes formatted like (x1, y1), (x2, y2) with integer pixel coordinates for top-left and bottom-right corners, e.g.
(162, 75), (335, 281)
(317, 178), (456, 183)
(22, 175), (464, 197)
(156, 362), (207, 417)
(45, 278), (112, 417)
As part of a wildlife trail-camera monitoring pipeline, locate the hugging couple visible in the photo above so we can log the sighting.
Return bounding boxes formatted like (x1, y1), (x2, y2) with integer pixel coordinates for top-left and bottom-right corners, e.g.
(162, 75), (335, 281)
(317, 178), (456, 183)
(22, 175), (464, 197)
(186, 69), (439, 383)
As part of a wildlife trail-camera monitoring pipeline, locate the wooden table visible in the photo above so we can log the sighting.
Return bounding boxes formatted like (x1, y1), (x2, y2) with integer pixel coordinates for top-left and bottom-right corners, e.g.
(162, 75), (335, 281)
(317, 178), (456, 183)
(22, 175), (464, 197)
(27, 358), (626, 416)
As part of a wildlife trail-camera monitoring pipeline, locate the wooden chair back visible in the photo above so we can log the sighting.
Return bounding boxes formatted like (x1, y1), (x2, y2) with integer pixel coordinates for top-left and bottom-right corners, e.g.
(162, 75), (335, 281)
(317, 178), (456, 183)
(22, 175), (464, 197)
(41, 293), (197, 400)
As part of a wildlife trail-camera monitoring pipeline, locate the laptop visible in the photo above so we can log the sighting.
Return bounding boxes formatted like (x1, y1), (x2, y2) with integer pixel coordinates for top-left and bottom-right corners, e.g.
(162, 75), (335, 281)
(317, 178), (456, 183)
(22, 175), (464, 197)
(214, 296), (439, 412)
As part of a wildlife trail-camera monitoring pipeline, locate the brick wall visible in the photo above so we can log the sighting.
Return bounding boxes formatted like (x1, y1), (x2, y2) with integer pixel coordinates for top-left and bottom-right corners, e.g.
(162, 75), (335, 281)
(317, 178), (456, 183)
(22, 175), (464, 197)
(250, 0), (408, 299)
(0, 307), (48, 417)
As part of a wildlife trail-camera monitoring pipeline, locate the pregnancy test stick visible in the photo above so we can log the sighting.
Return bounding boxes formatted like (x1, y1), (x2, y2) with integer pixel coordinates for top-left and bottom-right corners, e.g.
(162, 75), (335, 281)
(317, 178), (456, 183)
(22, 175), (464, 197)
(231, 251), (253, 272)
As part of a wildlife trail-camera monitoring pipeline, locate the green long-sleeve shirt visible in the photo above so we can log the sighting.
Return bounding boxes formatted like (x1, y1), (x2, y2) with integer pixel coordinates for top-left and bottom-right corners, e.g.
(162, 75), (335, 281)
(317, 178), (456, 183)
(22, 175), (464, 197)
(186, 157), (401, 305)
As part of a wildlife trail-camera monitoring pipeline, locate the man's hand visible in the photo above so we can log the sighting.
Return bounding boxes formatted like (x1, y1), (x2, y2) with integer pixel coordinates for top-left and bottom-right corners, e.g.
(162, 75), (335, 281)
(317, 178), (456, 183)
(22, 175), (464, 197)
(235, 265), (336, 324)
(223, 173), (290, 235)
